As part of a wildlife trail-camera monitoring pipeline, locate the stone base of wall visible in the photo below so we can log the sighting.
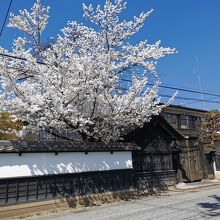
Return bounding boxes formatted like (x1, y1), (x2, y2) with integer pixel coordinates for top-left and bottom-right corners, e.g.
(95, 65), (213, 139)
(136, 170), (176, 191)
(0, 189), (138, 219)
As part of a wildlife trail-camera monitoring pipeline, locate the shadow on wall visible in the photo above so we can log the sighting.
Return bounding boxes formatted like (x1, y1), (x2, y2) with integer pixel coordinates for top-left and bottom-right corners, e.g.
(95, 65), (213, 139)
(30, 160), (112, 176)
(135, 171), (176, 196)
(0, 152), (132, 178)
(197, 195), (220, 217)
(65, 190), (138, 208)
(0, 169), (136, 205)
(178, 163), (191, 183)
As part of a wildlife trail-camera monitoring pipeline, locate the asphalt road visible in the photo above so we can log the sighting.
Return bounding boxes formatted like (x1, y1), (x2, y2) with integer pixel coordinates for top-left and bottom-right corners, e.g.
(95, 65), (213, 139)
(28, 186), (220, 220)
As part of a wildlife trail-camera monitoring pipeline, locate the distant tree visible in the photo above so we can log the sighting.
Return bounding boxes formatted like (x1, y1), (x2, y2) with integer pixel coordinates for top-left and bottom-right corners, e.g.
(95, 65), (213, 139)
(199, 110), (220, 149)
(0, 0), (176, 142)
(0, 112), (22, 140)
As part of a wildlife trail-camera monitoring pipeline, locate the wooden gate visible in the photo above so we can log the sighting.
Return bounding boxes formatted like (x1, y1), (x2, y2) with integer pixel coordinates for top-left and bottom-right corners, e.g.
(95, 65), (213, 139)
(179, 140), (203, 182)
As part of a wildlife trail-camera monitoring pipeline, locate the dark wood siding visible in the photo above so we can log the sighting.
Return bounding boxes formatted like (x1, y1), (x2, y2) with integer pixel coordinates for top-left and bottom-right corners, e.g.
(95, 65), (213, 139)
(136, 170), (176, 189)
(0, 170), (135, 206)
(133, 152), (173, 172)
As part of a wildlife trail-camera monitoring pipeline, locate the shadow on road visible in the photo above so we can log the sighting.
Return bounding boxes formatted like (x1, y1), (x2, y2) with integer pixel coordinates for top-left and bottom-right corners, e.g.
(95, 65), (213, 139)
(197, 195), (220, 217)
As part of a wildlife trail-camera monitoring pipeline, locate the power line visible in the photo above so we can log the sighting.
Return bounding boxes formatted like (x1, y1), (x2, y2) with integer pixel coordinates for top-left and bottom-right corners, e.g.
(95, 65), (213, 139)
(183, 96), (220, 105)
(158, 84), (220, 98)
(0, 0), (13, 37)
(118, 85), (220, 104)
(158, 93), (220, 104)
(120, 78), (220, 98)
(162, 82), (218, 95)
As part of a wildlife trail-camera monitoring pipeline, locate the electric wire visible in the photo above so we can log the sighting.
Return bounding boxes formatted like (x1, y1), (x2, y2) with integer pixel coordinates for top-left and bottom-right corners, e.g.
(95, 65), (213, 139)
(158, 94), (220, 104)
(0, 0), (13, 37)
(183, 96), (220, 105)
(119, 85), (220, 104)
(120, 78), (220, 98)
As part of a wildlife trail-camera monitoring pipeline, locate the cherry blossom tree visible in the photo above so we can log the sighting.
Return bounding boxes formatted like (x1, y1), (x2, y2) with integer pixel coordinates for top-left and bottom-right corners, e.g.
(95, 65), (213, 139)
(199, 110), (220, 149)
(0, 0), (176, 142)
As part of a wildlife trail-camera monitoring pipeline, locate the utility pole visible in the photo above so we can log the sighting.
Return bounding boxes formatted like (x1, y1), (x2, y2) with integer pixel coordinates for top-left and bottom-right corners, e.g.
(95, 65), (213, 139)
(194, 56), (205, 109)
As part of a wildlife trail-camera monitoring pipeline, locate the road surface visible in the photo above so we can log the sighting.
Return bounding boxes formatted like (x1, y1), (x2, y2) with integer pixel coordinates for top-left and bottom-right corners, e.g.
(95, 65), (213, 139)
(28, 186), (220, 220)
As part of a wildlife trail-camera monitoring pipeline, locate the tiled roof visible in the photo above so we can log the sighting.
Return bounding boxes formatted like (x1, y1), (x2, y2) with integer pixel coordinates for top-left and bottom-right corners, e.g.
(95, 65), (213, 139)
(0, 140), (141, 153)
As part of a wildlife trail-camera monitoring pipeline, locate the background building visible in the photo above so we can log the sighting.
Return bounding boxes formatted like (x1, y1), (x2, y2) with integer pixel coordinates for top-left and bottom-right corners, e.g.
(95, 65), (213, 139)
(162, 105), (208, 181)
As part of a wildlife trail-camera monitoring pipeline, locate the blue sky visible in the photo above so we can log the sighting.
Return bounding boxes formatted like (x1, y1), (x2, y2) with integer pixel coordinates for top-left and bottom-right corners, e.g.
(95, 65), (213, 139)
(0, 0), (220, 110)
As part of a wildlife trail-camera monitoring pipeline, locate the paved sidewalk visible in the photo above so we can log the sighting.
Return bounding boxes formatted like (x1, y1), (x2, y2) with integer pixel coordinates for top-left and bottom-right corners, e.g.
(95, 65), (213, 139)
(27, 185), (220, 220)
(175, 179), (220, 190)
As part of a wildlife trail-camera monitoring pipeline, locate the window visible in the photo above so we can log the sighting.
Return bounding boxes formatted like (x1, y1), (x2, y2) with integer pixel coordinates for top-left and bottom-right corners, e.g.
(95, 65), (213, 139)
(180, 115), (200, 130)
(164, 113), (179, 128)
(201, 117), (206, 122)
(180, 115), (190, 129)
(163, 112), (204, 130)
(195, 117), (201, 129)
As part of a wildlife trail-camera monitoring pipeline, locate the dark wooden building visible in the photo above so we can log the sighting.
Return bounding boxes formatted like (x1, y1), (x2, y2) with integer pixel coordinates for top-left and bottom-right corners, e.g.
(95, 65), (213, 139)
(125, 115), (183, 189)
(161, 105), (207, 181)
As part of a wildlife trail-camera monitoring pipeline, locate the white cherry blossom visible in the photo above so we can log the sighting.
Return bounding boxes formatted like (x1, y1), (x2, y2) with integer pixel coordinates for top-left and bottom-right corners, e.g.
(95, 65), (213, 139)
(0, 0), (176, 142)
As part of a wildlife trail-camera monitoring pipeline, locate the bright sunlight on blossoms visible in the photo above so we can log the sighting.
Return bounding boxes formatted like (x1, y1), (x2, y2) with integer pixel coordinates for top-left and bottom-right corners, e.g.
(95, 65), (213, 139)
(0, 0), (176, 142)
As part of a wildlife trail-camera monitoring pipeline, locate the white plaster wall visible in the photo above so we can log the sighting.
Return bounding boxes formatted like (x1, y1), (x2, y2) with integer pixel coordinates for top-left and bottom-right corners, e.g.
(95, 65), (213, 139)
(214, 161), (220, 179)
(0, 152), (132, 178)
